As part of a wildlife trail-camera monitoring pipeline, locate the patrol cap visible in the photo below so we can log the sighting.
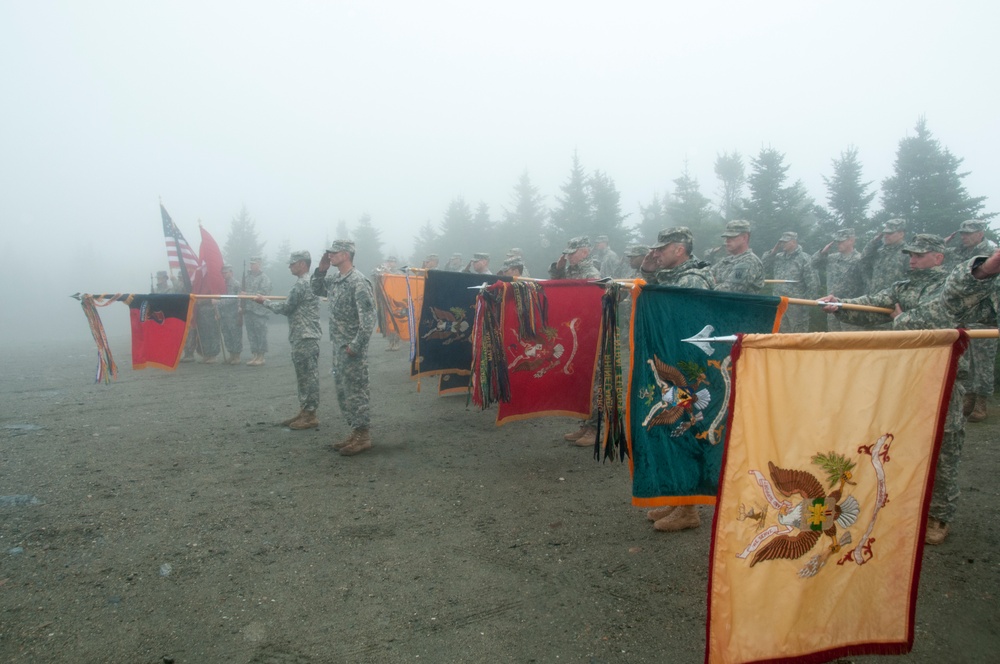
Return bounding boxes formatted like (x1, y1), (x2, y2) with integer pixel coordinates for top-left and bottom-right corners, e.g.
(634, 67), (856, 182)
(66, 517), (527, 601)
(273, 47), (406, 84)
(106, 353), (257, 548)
(624, 244), (649, 258)
(425, 253), (439, 260)
(156, 270), (169, 278)
(507, 247), (523, 256)
(834, 228), (855, 241)
(721, 220), (751, 237)
(249, 256), (263, 263)
(451, 252), (463, 259)
(327, 239), (355, 254)
(595, 234), (609, 244)
(651, 227), (693, 249)
(561, 236), (591, 254)
(501, 256), (524, 270)
(778, 231), (798, 242)
(882, 218), (906, 233)
(289, 250), (310, 265)
(473, 252), (490, 261)
(901, 234), (946, 255)
(959, 219), (986, 233)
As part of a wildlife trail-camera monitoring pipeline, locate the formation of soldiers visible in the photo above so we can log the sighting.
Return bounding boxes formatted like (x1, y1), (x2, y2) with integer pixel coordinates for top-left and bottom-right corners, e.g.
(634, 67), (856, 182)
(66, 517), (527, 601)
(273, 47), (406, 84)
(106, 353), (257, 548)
(153, 217), (996, 544)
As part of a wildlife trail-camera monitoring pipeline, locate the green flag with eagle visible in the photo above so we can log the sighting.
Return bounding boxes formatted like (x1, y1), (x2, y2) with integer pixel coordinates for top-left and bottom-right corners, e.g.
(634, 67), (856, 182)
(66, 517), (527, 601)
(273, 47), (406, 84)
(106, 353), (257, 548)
(627, 286), (783, 507)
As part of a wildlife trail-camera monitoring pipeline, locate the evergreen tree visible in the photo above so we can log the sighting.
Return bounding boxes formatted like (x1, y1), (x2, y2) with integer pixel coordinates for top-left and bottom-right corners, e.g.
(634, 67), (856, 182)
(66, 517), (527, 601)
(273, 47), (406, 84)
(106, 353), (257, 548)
(822, 146), (876, 238)
(589, 169), (631, 250)
(741, 147), (815, 252)
(500, 170), (549, 275)
(471, 201), (498, 258)
(411, 219), (440, 265)
(335, 219), (351, 241)
(636, 194), (667, 245)
(664, 165), (722, 254)
(223, 204), (266, 269)
(714, 151), (746, 220)
(548, 151), (592, 243)
(351, 213), (383, 274)
(267, 238), (295, 295)
(881, 117), (994, 235)
(438, 196), (475, 258)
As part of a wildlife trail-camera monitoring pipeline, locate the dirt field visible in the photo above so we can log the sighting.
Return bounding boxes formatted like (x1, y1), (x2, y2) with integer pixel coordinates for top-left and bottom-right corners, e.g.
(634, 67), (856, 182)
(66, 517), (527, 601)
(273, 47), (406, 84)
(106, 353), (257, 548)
(2, 320), (998, 663)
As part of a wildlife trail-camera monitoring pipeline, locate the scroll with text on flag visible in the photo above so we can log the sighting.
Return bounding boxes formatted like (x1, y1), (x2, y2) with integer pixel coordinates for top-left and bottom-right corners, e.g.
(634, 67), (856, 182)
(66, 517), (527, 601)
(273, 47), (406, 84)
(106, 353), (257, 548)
(706, 330), (967, 664)
(128, 294), (195, 370)
(628, 287), (782, 507)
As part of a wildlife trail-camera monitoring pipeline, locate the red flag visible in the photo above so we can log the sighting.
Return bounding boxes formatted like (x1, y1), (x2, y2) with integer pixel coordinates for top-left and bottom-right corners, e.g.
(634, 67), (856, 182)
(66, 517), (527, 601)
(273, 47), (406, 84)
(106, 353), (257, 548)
(160, 204), (198, 291)
(128, 294), (194, 370)
(192, 225), (226, 295)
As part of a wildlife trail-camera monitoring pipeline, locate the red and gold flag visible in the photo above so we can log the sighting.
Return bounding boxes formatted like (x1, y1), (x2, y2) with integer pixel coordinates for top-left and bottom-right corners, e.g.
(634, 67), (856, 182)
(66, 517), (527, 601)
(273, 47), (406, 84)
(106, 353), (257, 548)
(128, 294), (195, 370)
(707, 329), (967, 664)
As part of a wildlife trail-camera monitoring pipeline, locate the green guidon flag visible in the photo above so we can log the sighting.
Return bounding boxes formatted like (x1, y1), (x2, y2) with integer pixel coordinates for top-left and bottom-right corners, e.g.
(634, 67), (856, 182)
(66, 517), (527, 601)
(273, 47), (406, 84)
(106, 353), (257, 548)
(627, 286), (783, 507)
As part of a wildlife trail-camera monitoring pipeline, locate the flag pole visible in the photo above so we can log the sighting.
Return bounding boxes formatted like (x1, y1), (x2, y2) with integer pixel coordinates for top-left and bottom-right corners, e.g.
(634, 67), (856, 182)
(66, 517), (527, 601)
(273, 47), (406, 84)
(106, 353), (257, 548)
(682, 328), (1000, 347)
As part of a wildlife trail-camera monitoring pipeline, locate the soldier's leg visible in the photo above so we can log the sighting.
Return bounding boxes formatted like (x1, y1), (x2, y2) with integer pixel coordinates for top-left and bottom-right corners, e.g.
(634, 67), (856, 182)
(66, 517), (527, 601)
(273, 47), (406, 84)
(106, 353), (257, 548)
(969, 336), (997, 396)
(294, 340), (320, 413)
(342, 353), (371, 431)
(929, 385), (966, 525)
(332, 346), (351, 427)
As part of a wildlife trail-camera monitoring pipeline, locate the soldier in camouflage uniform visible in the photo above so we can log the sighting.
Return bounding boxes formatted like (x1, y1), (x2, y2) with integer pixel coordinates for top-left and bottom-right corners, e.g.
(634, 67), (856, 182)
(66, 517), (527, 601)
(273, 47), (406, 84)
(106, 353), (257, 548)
(857, 218), (909, 299)
(243, 256), (272, 366)
(219, 264), (244, 364)
(620, 244), (648, 279)
(945, 219), (997, 422)
(444, 253), (464, 271)
(421, 254), (440, 270)
(811, 228), (862, 331)
(506, 248), (530, 278)
(821, 234), (964, 545)
(154, 271), (171, 293)
(549, 236), (601, 280)
(497, 256), (524, 278)
(258, 251), (321, 430)
(763, 231), (820, 332)
(710, 220), (765, 294)
(462, 252), (492, 275)
(312, 240), (378, 456)
(592, 235), (620, 279)
(640, 227), (714, 533)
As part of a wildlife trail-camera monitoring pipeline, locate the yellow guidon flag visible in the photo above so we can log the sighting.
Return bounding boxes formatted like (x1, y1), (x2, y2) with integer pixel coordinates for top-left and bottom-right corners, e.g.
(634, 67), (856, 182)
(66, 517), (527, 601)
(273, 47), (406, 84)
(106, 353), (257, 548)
(707, 329), (967, 664)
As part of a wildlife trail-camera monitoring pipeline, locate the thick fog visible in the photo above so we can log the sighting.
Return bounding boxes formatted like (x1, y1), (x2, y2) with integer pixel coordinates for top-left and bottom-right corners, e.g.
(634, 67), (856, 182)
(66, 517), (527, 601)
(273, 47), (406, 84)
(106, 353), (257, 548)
(1, 1), (997, 345)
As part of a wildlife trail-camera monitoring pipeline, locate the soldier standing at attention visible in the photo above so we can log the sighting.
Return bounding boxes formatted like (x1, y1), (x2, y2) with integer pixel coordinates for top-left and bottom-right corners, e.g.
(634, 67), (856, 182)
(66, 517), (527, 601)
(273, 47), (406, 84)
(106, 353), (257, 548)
(710, 220), (765, 294)
(243, 256), (272, 366)
(763, 231), (819, 332)
(811, 228), (862, 331)
(219, 264), (244, 365)
(592, 234), (620, 278)
(944, 219), (997, 422)
(857, 218), (909, 297)
(256, 251), (321, 430)
(640, 227), (714, 533)
(549, 236), (600, 280)
(462, 253), (492, 275)
(154, 270), (171, 293)
(312, 240), (377, 457)
(444, 253), (464, 271)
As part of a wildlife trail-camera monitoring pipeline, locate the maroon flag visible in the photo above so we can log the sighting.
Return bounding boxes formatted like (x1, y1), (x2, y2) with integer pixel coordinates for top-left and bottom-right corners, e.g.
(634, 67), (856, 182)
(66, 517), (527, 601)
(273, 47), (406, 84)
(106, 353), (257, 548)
(161, 204), (198, 292)
(192, 225), (226, 294)
(128, 294), (194, 370)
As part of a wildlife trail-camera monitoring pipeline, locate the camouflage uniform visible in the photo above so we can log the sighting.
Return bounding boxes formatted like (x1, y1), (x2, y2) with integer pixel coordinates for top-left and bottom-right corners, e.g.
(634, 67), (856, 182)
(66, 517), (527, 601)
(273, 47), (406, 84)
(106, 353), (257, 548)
(311, 262), (377, 433)
(944, 227), (997, 400)
(837, 235), (965, 525)
(811, 240), (862, 332)
(591, 239), (620, 279)
(642, 258), (715, 289)
(154, 272), (171, 294)
(710, 250), (765, 294)
(763, 236), (820, 333)
(858, 236), (908, 297)
(266, 268), (322, 413)
(548, 237), (601, 279)
(244, 269), (272, 355)
(219, 271), (243, 355)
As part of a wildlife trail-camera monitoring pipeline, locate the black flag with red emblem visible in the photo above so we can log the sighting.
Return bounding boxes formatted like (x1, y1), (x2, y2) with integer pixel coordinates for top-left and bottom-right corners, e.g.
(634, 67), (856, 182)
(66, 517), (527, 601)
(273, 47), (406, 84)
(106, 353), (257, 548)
(128, 294), (194, 370)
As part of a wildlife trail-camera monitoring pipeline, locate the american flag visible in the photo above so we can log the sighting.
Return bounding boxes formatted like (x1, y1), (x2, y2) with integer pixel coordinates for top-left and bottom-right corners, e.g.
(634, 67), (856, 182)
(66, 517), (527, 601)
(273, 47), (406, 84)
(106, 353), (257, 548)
(160, 203), (197, 292)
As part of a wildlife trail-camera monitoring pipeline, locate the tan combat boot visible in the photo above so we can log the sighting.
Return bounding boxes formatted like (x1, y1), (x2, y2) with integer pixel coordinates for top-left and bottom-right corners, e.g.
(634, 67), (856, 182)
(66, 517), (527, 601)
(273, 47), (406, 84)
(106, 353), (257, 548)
(963, 392), (976, 417)
(227, 353), (241, 365)
(653, 505), (701, 532)
(969, 395), (988, 423)
(563, 425), (587, 441)
(281, 410), (305, 427)
(573, 427), (597, 447)
(925, 517), (949, 545)
(646, 505), (676, 522)
(246, 354), (260, 366)
(339, 429), (372, 456)
(332, 431), (356, 451)
(289, 410), (318, 430)
(202, 355), (217, 364)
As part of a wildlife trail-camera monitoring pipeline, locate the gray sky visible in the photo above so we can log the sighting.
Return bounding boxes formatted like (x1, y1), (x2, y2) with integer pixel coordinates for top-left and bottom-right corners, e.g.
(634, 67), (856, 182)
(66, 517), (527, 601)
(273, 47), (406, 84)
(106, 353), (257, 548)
(2, 1), (997, 341)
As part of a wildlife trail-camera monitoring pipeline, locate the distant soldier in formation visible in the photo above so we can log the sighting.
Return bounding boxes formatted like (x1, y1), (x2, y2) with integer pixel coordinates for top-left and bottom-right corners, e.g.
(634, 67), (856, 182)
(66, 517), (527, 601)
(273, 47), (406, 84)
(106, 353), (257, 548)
(945, 219), (997, 422)
(443, 253), (464, 271)
(243, 256), (271, 366)
(619, 244), (648, 279)
(462, 252), (492, 275)
(811, 228), (862, 331)
(154, 270), (171, 293)
(640, 227), (714, 534)
(710, 220), (765, 294)
(763, 231), (819, 332)
(312, 240), (377, 456)
(549, 237), (600, 280)
(858, 218), (909, 297)
(506, 247), (530, 277)
(820, 234), (962, 545)
(421, 254), (440, 270)
(219, 264), (244, 364)
(256, 251), (322, 430)
(497, 256), (524, 278)
(592, 235), (620, 278)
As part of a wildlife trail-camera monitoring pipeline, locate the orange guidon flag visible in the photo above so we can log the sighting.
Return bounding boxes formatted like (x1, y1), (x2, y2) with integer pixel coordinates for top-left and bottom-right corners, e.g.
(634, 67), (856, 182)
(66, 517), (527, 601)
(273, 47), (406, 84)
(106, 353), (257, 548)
(707, 329), (967, 664)
(376, 273), (422, 341)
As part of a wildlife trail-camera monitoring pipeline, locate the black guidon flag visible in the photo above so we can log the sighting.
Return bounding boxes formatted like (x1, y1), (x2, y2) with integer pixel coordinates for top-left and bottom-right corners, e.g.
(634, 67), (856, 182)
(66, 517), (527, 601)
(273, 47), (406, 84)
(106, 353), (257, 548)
(128, 294), (194, 370)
